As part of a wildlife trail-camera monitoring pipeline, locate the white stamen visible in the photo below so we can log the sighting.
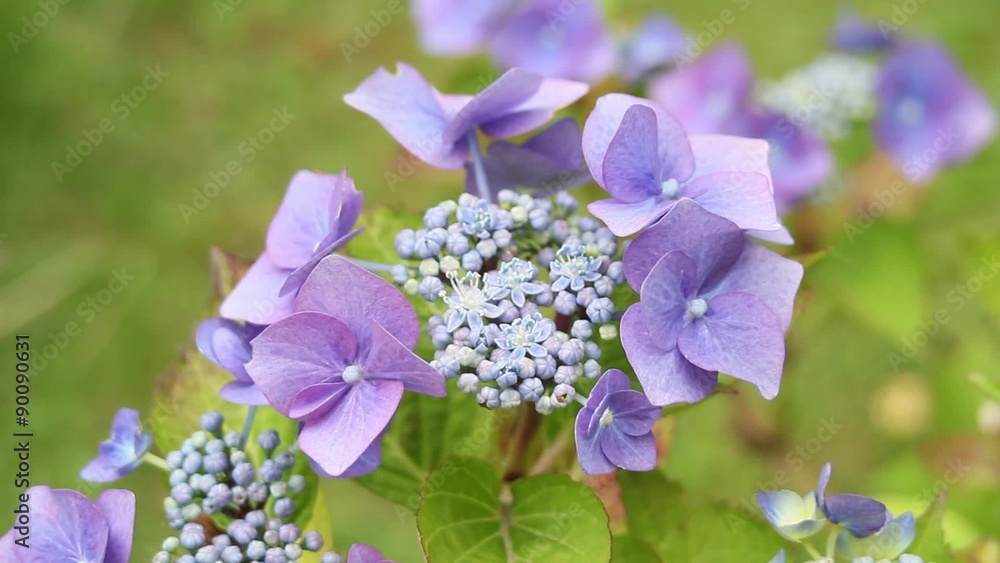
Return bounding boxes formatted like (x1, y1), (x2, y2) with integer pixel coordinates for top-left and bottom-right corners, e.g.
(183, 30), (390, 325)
(660, 178), (680, 198)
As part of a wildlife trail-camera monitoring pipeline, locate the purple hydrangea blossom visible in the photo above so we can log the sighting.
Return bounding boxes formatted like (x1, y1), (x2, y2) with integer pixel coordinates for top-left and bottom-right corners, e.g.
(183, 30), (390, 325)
(621, 13), (689, 83)
(620, 200), (802, 404)
(220, 170), (364, 325)
(344, 63), (589, 170)
(816, 463), (890, 538)
(347, 543), (396, 563)
(411, 0), (509, 57)
(487, 0), (615, 83)
(582, 92), (783, 237)
(246, 255), (446, 476)
(464, 118), (591, 197)
(875, 41), (997, 184)
(830, 7), (896, 53)
(80, 408), (153, 483)
(650, 43), (833, 211)
(574, 369), (659, 475)
(196, 318), (267, 406)
(0, 487), (135, 563)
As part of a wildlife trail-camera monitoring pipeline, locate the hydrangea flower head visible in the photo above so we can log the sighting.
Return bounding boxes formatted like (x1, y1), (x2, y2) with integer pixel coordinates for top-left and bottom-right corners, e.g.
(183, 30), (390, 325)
(836, 512), (917, 561)
(575, 369), (660, 474)
(550, 244), (602, 292)
(220, 170), (363, 324)
(581, 93), (782, 237)
(442, 271), (505, 332)
(497, 312), (554, 360)
(246, 255), (446, 476)
(465, 118), (591, 197)
(621, 13), (689, 83)
(620, 200), (802, 404)
(347, 543), (396, 563)
(80, 408), (153, 483)
(196, 318), (267, 405)
(344, 63), (588, 169)
(487, 258), (544, 307)
(0, 486), (135, 563)
(875, 40), (997, 183)
(411, 0), (508, 57)
(487, 0), (614, 83)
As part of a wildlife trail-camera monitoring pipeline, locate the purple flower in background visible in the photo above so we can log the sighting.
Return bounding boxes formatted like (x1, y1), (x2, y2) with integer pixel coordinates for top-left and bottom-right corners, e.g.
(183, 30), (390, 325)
(0, 487), (135, 563)
(816, 463), (890, 538)
(875, 41), (997, 183)
(487, 0), (614, 83)
(621, 13), (689, 83)
(196, 318), (267, 406)
(830, 7), (895, 53)
(464, 118), (591, 197)
(246, 255), (446, 476)
(575, 369), (659, 475)
(650, 44), (833, 211)
(347, 543), (397, 563)
(620, 200), (802, 404)
(582, 93), (782, 237)
(411, 0), (509, 57)
(80, 408), (152, 483)
(648, 43), (752, 135)
(344, 63), (589, 169)
(220, 170), (364, 325)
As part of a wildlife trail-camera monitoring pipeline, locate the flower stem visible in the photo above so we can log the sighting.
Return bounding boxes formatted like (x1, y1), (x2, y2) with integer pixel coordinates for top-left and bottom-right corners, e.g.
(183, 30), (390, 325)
(573, 393), (588, 406)
(969, 372), (1000, 402)
(803, 541), (823, 560)
(825, 528), (838, 558)
(142, 452), (170, 472)
(529, 428), (571, 476)
(467, 130), (492, 203)
(241, 406), (258, 448)
(348, 257), (398, 274)
(503, 405), (541, 482)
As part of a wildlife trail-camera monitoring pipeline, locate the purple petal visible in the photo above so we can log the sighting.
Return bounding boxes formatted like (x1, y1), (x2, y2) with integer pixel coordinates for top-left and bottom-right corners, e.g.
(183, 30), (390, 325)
(265, 170), (363, 270)
(293, 255), (420, 349)
(80, 455), (127, 483)
(309, 429), (385, 479)
(704, 242), (803, 332)
(443, 68), (544, 142)
(747, 226), (794, 246)
(246, 312), (358, 414)
(476, 75), (590, 139)
(289, 382), (350, 421)
(824, 494), (889, 537)
(362, 319), (446, 396)
(299, 379), (404, 476)
(219, 252), (296, 325)
(677, 291), (784, 400)
(621, 13), (688, 82)
(816, 462), (832, 507)
(94, 490), (136, 563)
(586, 197), (676, 238)
(22, 487), (109, 562)
(621, 305), (718, 406)
(347, 543), (389, 563)
(344, 63), (465, 169)
(583, 93), (695, 192)
(574, 404), (617, 475)
(830, 8), (895, 53)
(601, 105), (664, 202)
(648, 43), (752, 135)
(623, 198), (745, 291)
(109, 408), (141, 438)
(219, 381), (269, 406)
(196, 318), (253, 382)
(279, 227), (363, 297)
(589, 368), (632, 404)
(600, 426), (656, 471)
(639, 251), (699, 347)
(603, 390), (659, 436)
(412, 0), (507, 56)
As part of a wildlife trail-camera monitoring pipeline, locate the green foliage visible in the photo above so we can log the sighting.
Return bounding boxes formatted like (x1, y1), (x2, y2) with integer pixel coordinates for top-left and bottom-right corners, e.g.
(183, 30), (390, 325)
(611, 535), (662, 562)
(911, 492), (953, 562)
(618, 471), (783, 562)
(416, 456), (612, 562)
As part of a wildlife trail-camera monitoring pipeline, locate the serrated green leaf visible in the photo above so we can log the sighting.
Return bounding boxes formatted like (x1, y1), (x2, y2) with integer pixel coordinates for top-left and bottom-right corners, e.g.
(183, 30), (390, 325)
(611, 535), (661, 562)
(618, 471), (783, 563)
(417, 456), (611, 562)
(911, 491), (954, 562)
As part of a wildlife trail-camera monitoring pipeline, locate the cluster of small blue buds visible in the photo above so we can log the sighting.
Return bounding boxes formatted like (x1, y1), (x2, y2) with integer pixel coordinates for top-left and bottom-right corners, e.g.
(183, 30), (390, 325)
(154, 411), (344, 563)
(394, 190), (624, 413)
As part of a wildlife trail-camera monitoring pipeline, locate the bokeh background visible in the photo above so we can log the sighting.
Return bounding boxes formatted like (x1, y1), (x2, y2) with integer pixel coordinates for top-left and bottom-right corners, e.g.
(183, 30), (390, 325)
(1, 0), (998, 560)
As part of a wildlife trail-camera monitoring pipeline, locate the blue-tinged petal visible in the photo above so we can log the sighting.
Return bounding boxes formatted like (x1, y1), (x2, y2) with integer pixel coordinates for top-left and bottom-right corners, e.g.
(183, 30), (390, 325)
(600, 426), (656, 472)
(219, 252), (296, 325)
(601, 104), (664, 203)
(824, 493), (889, 538)
(586, 196), (676, 238)
(830, 7), (895, 53)
(836, 512), (916, 560)
(412, 0), (507, 57)
(93, 489), (136, 563)
(639, 251), (699, 347)
(768, 549), (786, 563)
(756, 490), (825, 541)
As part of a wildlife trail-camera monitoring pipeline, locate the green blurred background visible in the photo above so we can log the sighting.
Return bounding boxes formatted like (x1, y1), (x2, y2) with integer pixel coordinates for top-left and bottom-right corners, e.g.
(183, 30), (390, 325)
(1, 0), (998, 560)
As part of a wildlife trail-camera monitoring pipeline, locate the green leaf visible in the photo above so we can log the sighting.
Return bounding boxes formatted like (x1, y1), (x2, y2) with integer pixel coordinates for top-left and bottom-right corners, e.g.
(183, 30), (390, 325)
(618, 471), (783, 562)
(611, 535), (662, 563)
(911, 491), (954, 562)
(417, 456), (612, 562)
(299, 488), (335, 563)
